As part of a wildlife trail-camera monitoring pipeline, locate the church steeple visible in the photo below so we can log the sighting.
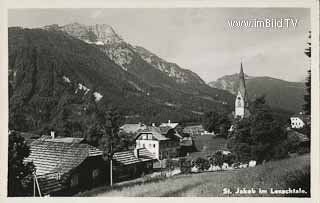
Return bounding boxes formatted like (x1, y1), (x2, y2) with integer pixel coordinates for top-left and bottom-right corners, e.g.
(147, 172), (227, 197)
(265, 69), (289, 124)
(238, 62), (248, 106)
(234, 61), (250, 118)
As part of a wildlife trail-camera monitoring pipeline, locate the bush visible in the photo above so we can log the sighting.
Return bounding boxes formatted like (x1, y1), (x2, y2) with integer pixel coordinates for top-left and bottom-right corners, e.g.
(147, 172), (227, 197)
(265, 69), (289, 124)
(179, 158), (192, 174)
(192, 157), (210, 171)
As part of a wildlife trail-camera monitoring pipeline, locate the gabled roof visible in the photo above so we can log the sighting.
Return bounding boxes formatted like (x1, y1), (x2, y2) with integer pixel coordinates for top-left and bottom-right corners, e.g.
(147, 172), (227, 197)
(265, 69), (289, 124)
(120, 123), (147, 133)
(44, 137), (85, 143)
(159, 126), (173, 135)
(25, 140), (103, 176)
(159, 121), (179, 129)
(113, 148), (154, 165)
(138, 131), (169, 141)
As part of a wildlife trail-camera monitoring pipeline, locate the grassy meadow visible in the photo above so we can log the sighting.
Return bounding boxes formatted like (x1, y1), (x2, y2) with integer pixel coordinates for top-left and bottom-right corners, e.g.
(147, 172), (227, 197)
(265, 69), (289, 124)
(187, 135), (227, 159)
(77, 154), (310, 197)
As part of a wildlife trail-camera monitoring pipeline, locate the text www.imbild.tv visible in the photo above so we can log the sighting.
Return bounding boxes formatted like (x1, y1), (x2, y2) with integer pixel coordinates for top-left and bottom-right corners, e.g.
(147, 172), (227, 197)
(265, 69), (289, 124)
(228, 18), (299, 29)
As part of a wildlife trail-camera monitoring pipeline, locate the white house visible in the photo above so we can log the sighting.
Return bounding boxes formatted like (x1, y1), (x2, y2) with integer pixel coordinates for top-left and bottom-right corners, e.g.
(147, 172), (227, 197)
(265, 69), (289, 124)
(290, 117), (305, 129)
(135, 128), (180, 160)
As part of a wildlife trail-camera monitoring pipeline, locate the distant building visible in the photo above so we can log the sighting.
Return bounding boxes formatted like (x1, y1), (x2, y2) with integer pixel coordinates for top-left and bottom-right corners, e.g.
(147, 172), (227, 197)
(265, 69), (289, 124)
(119, 122), (147, 134)
(159, 120), (179, 129)
(200, 130), (215, 136)
(135, 128), (180, 160)
(183, 125), (205, 136)
(234, 62), (250, 119)
(290, 117), (305, 129)
(24, 139), (106, 196)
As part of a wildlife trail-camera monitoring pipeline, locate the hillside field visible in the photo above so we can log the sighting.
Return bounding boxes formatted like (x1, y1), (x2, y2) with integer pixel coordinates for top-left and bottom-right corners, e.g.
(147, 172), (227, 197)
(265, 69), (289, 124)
(77, 154), (310, 197)
(188, 135), (228, 159)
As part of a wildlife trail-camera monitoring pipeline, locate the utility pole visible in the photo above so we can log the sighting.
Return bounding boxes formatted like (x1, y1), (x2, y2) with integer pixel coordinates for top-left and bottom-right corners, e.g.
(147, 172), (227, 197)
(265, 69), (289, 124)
(105, 113), (114, 187)
(110, 138), (113, 186)
(33, 173), (36, 197)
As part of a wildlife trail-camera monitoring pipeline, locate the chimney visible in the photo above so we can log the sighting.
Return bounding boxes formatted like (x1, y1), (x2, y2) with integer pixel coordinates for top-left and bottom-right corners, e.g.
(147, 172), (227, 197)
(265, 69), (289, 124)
(134, 148), (140, 158)
(152, 123), (155, 127)
(50, 131), (55, 139)
(139, 122), (142, 127)
(168, 120), (171, 124)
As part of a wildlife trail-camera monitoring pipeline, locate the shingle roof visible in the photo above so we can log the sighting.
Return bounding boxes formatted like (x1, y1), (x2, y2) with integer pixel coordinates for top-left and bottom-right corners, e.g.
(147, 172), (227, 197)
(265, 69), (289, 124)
(113, 148), (154, 165)
(44, 137), (85, 143)
(25, 140), (103, 176)
(137, 131), (169, 141)
(120, 123), (147, 134)
(159, 126), (172, 135)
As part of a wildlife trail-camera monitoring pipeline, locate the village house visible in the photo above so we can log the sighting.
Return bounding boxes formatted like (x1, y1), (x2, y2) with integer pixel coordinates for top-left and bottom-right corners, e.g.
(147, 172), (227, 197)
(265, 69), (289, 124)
(135, 127), (180, 160)
(290, 117), (305, 129)
(24, 137), (106, 196)
(112, 148), (155, 182)
(182, 125), (205, 136)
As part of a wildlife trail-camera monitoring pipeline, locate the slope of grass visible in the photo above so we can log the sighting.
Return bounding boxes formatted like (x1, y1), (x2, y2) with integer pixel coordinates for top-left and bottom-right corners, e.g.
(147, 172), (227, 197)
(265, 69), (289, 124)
(78, 154), (310, 197)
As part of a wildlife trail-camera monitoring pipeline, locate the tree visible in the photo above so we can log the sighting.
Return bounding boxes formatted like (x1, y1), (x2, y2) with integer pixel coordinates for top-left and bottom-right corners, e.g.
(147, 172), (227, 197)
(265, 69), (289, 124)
(227, 96), (288, 163)
(8, 131), (34, 196)
(192, 157), (210, 171)
(98, 105), (122, 186)
(208, 151), (224, 169)
(203, 110), (231, 137)
(303, 31), (311, 116)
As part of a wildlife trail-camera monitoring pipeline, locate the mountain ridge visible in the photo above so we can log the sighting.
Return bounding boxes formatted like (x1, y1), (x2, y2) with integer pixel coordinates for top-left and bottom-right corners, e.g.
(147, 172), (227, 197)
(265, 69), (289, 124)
(208, 74), (306, 113)
(8, 27), (234, 136)
(43, 23), (206, 88)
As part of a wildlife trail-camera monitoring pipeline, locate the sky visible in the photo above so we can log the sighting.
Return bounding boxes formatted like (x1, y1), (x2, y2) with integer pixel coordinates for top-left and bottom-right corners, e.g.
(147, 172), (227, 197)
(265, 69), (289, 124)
(8, 8), (310, 82)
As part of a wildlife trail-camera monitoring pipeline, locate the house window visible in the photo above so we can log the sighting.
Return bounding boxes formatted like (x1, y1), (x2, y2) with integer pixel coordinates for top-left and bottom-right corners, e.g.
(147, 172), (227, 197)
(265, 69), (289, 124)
(143, 143), (145, 148)
(92, 169), (99, 179)
(153, 144), (156, 148)
(148, 134), (152, 140)
(70, 174), (79, 187)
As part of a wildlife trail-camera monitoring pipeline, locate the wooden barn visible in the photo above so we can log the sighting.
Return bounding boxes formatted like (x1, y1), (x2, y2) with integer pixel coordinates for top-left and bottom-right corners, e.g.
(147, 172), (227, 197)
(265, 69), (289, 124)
(24, 139), (106, 196)
(113, 148), (155, 182)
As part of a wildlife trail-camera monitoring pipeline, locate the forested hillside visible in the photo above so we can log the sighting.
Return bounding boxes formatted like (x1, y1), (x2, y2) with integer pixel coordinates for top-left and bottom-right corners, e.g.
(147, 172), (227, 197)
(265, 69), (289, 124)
(9, 27), (234, 136)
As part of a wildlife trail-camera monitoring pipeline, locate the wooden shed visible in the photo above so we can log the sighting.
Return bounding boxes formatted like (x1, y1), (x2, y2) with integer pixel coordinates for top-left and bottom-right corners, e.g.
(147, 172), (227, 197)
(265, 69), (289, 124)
(113, 148), (155, 182)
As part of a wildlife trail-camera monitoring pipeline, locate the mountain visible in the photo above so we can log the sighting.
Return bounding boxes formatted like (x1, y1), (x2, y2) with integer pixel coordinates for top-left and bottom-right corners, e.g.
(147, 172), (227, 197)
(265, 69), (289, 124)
(8, 26), (234, 136)
(44, 23), (211, 93)
(208, 74), (306, 113)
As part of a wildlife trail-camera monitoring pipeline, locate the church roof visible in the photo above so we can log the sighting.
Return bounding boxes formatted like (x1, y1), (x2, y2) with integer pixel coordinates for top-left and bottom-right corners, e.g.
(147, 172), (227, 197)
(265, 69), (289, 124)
(238, 62), (248, 104)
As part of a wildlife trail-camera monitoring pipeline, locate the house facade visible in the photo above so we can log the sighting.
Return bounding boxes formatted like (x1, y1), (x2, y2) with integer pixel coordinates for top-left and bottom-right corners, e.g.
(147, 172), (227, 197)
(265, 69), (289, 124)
(182, 125), (205, 136)
(290, 117), (305, 129)
(135, 129), (180, 160)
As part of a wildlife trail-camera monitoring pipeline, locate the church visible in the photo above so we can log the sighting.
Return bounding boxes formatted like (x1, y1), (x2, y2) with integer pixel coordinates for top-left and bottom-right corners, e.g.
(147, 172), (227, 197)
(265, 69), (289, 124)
(234, 62), (250, 119)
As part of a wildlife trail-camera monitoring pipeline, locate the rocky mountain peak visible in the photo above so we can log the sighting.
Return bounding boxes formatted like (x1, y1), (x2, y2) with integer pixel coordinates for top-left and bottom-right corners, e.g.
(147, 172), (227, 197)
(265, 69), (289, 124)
(89, 24), (123, 44)
(50, 23), (123, 45)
